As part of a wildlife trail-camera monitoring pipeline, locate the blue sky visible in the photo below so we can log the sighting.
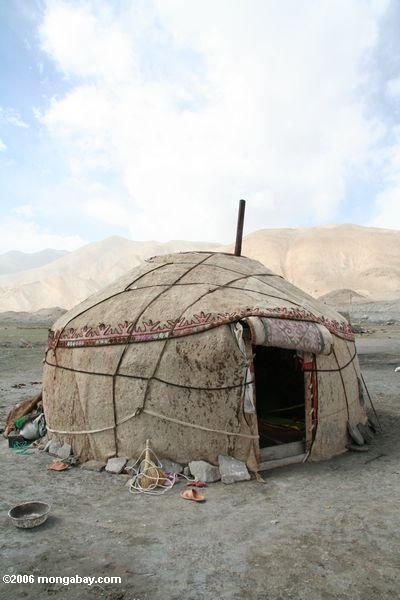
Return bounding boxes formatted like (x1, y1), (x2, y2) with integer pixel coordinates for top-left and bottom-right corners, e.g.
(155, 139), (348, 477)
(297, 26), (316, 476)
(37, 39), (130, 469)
(0, 0), (399, 253)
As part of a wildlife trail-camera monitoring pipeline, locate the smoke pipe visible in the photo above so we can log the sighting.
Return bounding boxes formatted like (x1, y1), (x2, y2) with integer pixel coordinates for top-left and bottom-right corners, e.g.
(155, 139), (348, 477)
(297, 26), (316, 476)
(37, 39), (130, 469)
(234, 199), (246, 256)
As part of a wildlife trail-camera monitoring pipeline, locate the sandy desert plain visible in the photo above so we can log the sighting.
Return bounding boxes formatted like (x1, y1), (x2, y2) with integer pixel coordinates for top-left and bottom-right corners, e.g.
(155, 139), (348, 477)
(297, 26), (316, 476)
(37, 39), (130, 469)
(0, 310), (399, 600)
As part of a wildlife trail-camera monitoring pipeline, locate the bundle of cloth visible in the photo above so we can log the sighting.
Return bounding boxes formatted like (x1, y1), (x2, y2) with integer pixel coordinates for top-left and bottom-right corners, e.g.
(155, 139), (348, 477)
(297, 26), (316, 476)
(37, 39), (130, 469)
(3, 392), (46, 446)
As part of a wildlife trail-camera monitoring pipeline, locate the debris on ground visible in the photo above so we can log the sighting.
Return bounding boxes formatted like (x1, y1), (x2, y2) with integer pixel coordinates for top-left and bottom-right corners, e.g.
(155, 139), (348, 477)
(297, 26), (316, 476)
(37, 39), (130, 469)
(3, 392), (43, 438)
(19, 338), (33, 348)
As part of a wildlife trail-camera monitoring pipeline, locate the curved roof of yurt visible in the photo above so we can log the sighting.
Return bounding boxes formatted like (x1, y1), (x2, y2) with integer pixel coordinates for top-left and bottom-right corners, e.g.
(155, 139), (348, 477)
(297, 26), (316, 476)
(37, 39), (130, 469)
(44, 252), (365, 468)
(48, 251), (353, 349)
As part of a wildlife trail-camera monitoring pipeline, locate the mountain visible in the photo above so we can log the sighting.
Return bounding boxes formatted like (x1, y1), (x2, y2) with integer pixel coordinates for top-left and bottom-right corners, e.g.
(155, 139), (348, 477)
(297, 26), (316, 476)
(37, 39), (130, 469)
(0, 237), (218, 312)
(221, 224), (400, 301)
(0, 225), (399, 313)
(0, 248), (68, 275)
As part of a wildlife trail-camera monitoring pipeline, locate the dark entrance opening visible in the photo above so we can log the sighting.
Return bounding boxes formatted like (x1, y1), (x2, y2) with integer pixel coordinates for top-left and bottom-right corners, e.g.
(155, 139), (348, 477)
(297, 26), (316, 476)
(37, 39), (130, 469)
(253, 346), (305, 449)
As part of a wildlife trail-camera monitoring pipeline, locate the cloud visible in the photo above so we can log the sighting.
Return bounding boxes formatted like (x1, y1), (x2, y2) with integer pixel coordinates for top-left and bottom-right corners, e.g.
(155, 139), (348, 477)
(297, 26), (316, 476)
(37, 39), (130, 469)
(13, 204), (34, 217)
(0, 216), (86, 254)
(0, 107), (29, 128)
(0, 138), (6, 151)
(36, 0), (394, 243)
(369, 126), (400, 228)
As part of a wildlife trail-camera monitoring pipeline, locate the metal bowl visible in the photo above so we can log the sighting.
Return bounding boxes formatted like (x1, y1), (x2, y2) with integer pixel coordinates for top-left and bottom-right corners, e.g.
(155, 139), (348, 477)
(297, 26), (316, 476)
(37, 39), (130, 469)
(8, 501), (50, 529)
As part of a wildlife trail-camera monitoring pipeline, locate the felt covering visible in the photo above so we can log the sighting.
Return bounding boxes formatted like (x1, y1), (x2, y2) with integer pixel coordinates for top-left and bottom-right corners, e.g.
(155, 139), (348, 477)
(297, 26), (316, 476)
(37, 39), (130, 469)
(43, 252), (367, 468)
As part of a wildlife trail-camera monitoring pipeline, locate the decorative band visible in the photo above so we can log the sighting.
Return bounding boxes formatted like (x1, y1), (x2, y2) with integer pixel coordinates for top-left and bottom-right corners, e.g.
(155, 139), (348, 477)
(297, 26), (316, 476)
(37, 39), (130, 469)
(48, 307), (354, 349)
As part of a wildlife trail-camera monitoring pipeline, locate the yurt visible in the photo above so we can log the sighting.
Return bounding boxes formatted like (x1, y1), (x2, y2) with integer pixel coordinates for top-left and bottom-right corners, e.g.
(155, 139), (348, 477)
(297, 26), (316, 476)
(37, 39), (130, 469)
(43, 251), (368, 472)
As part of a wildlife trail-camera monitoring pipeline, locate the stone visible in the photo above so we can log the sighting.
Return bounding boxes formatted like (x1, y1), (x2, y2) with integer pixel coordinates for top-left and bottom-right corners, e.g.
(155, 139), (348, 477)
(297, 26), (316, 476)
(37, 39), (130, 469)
(160, 458), (184, 474)
(47, 438), (61, 456)
(218, 455), (250, 484)
(347, 422), (364, 446)
(81, 460), (106, 472)
(188, 460), (221, 482)
(19, 339), (32, 348)
(43, 439), (52, 452)
(105, 457), (128, 474)
(358, 423), (374, 444)
(183, 466), (191, 477)
(56, 443), (72, 460)
(347, 444), (369, 453)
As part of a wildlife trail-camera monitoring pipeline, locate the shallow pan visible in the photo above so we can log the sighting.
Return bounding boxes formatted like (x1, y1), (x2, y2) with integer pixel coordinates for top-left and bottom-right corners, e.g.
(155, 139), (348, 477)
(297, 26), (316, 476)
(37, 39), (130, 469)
(8, 501), (50, 529)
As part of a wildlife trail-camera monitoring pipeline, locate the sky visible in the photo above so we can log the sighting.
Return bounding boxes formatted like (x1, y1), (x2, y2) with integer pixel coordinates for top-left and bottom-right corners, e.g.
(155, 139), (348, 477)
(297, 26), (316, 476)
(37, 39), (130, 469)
(0, 0), (400, 253)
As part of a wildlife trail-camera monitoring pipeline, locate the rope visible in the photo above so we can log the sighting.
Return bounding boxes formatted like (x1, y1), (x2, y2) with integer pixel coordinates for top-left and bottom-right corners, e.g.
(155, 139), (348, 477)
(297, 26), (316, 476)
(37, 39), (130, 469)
(303, 349), (357, 372)
(46, 407), (259, 439)
(44, 359), (252, 390)
(360, 373), (383, 432)
(127, 445), (175, 496)
(128, 253), (215, 418)
(141, 409), (259, 439)
(332, 347), (350, 420)
(126, 444), (197, 496)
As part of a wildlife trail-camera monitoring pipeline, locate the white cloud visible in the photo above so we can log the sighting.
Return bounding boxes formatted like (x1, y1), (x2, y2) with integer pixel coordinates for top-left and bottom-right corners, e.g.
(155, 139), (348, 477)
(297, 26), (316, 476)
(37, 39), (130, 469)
(0, 107), (29, 128)
(82, 195), (131, 228)
(0, 216), (86, 254)
(387, 76), (400, 98)
(39, 2), (135, 83)
(37, 0), (390, 242)
(369, 127), (400, 228)
(13, 204), (34, 217)
(0, 138), (6, 151)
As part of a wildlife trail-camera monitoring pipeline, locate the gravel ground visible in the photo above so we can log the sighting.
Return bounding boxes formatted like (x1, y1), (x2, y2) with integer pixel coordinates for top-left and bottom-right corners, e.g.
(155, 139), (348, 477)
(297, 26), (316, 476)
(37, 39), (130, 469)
(0, 326), (399, 600)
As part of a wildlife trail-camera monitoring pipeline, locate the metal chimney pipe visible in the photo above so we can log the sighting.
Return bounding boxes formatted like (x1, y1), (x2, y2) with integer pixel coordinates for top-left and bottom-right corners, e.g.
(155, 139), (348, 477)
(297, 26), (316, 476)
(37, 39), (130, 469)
(234, 199), (246, 256)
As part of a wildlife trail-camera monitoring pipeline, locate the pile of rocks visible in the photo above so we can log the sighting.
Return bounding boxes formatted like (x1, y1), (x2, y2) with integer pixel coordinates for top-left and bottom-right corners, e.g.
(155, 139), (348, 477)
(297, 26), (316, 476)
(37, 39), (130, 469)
(43, 435), (252, 484)
(75, 451), (250, 484)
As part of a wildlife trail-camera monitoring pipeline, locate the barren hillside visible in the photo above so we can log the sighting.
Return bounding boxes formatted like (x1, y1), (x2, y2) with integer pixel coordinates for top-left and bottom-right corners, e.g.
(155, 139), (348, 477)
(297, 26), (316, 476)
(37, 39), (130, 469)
(0, 237), (218, 311)
(222, 224), (400, 300)
(0, 225), (399, 312)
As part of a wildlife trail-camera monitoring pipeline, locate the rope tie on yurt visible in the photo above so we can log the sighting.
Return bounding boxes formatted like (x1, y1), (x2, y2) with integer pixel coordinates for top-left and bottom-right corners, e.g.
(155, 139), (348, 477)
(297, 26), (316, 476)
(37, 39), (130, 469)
(137, 261), (267, 450)
(111, 254), (216, 454)
(302, 349), (357, 372)
(360, 373), (383, 432)
(43, 358), (254, 390)
(111, 256), (216, 441)
(46, 407), (259, 439)
(332, 347), (350, 420)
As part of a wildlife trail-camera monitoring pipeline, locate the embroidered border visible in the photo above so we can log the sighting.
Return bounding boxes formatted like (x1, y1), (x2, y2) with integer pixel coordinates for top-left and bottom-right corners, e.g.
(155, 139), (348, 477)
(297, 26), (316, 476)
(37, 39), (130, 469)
(48, 307), (354, 349)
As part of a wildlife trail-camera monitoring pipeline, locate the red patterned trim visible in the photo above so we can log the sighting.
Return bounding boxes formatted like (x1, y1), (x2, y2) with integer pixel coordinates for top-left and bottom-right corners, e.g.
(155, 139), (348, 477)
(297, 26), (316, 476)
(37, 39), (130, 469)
(48, 307), (354, 349)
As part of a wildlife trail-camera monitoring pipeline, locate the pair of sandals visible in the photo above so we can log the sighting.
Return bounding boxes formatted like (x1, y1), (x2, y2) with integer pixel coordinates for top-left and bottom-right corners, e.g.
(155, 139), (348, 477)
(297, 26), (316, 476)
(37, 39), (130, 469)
(180, 481), (206, 502)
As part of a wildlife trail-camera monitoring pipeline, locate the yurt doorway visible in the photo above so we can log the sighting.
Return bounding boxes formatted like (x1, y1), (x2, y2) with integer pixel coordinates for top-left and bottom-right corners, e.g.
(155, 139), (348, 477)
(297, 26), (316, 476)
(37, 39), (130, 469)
(253, 346), (307, 466)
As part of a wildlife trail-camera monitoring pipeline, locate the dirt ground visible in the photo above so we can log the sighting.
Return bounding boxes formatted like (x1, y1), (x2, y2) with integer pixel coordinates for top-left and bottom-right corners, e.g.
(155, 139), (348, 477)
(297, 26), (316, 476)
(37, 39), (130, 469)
(0, 323), (399, 600)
